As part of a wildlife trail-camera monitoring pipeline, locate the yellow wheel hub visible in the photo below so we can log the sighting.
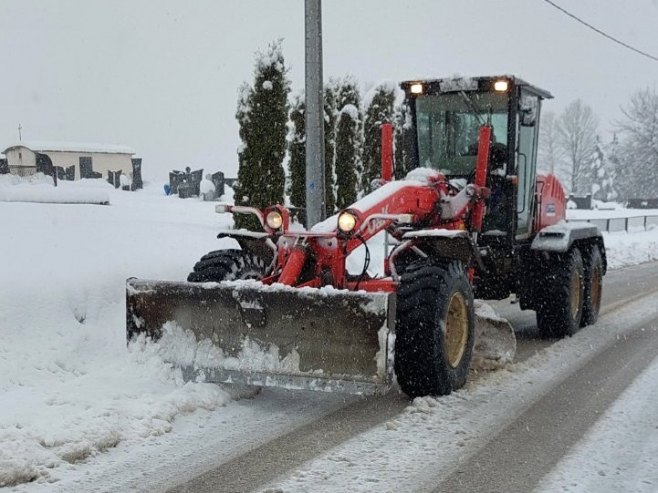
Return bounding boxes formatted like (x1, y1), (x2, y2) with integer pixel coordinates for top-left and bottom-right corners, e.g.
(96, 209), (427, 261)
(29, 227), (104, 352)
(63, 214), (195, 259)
(570, 270), (582, 320)
(444, 292), (469, 368)
(591, 265), (602, 312)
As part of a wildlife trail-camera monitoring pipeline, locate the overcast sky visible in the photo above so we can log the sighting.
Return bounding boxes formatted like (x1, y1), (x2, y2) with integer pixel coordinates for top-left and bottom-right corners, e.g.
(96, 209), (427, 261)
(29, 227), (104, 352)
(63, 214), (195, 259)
(2, 0), (658, 181)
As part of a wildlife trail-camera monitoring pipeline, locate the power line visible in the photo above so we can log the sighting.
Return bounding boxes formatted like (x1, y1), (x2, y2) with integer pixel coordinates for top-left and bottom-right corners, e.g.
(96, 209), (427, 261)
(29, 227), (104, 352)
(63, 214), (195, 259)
(540, 0), (658, 63)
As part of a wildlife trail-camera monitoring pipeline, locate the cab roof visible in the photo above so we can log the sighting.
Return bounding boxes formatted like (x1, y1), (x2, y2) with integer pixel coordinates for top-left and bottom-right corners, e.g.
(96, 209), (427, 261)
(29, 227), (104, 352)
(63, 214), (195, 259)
(400, 75), (553, 100)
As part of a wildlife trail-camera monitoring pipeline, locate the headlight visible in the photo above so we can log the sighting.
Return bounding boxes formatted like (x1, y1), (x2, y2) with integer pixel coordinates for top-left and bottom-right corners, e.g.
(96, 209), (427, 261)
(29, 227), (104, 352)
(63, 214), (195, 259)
(410, 83), (424, 94)
(494, 80), (509, 92)
(337, 211), (357, 233)
(265, 210), (283, 230)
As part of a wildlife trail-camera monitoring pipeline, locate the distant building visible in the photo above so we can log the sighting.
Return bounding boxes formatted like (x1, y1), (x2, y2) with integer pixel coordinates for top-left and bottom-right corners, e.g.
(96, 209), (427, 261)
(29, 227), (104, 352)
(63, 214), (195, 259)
(1, 141), (136, 181)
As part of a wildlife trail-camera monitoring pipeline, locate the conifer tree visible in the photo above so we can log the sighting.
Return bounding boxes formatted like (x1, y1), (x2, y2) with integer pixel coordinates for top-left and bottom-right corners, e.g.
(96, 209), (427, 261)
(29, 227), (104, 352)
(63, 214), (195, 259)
(333, 76), (363, 202)
(287, 85), (338, 223)
(288, 94), (306, 221)
(393, 103), (414, 178)
(590, 136), (616, 202)
(362, 83), (396, 192)
(335, 105), (361, 208)
(323, 83), (338, 216)
(234, 40), (290, 230)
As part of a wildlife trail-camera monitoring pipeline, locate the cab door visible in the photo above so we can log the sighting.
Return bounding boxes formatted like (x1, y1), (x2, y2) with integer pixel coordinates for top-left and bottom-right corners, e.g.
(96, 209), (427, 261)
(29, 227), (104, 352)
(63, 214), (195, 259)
(515, 90), (540, 238)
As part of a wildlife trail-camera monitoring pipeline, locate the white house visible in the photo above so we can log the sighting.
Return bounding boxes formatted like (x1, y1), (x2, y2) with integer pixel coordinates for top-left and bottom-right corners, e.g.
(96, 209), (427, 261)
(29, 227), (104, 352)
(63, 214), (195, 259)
(2, 141), (136, 181)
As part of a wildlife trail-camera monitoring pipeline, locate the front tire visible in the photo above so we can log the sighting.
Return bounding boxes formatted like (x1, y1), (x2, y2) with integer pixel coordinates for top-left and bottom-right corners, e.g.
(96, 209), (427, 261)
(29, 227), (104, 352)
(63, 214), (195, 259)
(187, 249), (267, 282)
(536, 248), (585, 338)
(394, 261), (475, 398)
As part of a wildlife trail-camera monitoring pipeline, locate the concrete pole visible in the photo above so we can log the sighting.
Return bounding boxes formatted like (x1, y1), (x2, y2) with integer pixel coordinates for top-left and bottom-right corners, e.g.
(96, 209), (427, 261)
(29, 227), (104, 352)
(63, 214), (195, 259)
(304, 0), (326, 227)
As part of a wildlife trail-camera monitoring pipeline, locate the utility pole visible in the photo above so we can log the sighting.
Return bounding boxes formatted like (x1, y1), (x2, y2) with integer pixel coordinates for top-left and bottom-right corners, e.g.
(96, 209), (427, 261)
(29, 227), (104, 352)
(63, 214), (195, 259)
(304, 0), (325, 227)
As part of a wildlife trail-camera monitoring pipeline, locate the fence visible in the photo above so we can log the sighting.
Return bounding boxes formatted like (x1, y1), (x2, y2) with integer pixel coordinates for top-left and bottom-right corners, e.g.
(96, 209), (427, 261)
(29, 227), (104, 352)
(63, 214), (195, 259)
(568, 215), (658, 233)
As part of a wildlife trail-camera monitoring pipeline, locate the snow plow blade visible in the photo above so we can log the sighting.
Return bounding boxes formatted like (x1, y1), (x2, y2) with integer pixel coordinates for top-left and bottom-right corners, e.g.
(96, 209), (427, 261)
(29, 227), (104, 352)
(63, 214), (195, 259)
(126, 279), (394, 395)
(472, 301), (517, 369)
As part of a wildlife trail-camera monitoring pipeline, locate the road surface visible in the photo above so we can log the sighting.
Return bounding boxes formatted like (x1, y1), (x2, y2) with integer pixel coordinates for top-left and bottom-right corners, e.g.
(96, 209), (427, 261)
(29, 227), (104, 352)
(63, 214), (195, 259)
(165, 261), (658, 493)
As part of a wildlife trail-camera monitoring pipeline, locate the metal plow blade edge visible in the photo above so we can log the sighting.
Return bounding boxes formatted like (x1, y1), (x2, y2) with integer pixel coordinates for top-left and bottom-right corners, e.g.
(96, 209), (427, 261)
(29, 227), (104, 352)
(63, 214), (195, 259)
(472, 300), (517, 370)
(126, 279), (395, 395)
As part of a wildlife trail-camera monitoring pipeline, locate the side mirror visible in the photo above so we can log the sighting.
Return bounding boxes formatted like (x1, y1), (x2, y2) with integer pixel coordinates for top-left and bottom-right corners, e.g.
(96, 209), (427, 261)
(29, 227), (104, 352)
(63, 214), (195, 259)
(520, 94), (538, 127)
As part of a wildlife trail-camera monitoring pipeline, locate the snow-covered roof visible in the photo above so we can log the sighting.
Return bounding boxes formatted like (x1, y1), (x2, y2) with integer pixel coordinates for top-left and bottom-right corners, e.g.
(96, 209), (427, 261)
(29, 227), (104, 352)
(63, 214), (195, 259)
(2, 141), (136, 155)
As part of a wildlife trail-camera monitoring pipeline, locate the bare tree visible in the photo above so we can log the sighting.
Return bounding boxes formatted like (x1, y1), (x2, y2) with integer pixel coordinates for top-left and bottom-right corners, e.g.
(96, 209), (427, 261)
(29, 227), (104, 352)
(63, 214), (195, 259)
(615, 87), (658, 200)
(538, 111), (568, 184)
(556, 99), (599, 194)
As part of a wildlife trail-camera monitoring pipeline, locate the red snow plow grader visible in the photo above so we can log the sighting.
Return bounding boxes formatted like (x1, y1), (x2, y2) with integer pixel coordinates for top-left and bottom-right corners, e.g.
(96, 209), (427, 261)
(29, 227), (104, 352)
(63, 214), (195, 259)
(127, 75), (606, 398)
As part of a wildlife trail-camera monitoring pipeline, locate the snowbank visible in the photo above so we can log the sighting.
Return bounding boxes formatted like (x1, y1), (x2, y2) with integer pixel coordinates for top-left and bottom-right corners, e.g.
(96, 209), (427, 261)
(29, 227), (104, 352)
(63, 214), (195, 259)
(0, 174), (110, 205)
(0, 184), (235, 486)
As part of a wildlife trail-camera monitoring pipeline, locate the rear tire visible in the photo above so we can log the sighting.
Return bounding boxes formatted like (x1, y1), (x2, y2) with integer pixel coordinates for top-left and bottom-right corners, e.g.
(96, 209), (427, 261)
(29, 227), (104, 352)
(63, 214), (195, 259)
(536, 248), (585, 338)
(394, 261), (475, 398)
(187, 249), (267, 282)
(581, 247), (603, 326)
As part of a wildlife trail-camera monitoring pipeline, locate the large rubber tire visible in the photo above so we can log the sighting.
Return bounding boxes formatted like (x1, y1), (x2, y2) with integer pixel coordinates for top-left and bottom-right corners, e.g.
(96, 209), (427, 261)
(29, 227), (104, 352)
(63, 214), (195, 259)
(581, 247), (603, 327)
(536, 248), (585, 338)
(394, 261), (475, 398)
(187, 249), (267, 282)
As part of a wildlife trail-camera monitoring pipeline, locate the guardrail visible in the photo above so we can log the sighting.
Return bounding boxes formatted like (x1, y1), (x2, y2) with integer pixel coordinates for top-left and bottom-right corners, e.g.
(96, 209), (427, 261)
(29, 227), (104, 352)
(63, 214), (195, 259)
(568, 215), (658, 233)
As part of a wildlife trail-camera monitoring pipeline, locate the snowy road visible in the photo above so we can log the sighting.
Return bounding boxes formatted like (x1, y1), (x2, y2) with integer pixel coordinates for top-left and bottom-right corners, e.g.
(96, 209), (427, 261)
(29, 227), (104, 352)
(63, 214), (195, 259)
(164, 262), (658, 493)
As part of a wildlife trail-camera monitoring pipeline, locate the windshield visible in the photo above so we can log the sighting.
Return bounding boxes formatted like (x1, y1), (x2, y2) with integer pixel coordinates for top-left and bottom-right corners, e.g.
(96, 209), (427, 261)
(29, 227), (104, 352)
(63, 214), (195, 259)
(415, 92), (509, 175)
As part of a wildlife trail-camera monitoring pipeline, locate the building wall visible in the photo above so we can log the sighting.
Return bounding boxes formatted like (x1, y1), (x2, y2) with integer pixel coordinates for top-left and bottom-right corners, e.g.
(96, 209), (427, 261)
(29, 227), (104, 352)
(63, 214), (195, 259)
(5, 147), (37, 167)
(45, 151), (132, 180)
(4, 146), (132, 180)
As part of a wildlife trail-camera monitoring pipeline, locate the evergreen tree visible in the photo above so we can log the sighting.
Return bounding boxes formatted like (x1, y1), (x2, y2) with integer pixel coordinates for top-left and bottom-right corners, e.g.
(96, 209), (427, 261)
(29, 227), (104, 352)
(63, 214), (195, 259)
(335, 105), (361, 209)
(288, 94), (306, 221)
(362, 83), (396, 192)
(606, 134), (622, 201)
(393, 103), (414, 177)
(590, 136), (616, 202)
(286, 85), (338, 224)
(234, 40), (291, 230)
(335, 75), (361, 111)
(333, 76), (363, 202)
(323, 83), (338, 216)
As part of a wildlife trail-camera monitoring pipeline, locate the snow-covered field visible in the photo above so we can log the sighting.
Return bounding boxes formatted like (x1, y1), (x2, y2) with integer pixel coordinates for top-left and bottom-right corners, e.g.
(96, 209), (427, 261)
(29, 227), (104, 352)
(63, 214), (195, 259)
(1, 180), (238, 487)
(1, 181), (658, 490)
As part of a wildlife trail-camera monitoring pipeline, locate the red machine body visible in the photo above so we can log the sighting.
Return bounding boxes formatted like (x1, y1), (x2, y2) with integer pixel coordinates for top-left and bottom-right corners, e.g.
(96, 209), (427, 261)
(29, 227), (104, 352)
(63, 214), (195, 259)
(228, 124), (494, 294)
(534, 173), (567, 232)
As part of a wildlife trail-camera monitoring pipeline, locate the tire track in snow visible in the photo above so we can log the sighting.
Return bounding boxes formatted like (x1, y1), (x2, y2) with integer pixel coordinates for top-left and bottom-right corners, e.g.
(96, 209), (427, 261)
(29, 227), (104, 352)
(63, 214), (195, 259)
(435, 316), (658, 493)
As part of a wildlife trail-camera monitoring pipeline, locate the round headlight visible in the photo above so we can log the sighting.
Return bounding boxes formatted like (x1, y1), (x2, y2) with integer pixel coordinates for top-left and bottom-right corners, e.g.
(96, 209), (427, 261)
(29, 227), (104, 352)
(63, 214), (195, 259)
(265, 210), (283, 230)
(337, 211), (357, 233)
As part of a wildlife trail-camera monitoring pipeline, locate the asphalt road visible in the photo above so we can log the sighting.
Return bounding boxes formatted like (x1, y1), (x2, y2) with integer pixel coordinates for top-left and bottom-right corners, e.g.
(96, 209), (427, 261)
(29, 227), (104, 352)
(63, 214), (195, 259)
(167, 261), (658, 493)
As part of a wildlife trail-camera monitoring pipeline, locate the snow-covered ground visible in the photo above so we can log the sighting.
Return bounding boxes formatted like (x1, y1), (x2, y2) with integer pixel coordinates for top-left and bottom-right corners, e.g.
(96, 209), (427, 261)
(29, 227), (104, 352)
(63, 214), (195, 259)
(1, 183), (658, 489)
(0, 181), (238, 487)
